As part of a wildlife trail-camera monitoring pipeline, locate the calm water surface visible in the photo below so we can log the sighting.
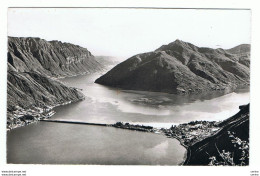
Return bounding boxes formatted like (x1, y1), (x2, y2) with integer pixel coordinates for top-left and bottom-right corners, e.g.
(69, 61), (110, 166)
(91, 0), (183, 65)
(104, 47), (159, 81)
(7, 122), (185, 165)
(7, 71), (249, 164)
(54, 73), (250, 128)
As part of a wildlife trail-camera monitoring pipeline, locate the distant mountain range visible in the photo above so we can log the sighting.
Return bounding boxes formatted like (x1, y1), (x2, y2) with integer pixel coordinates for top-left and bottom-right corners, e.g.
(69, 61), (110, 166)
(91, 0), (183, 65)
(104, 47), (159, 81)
(95, 39), (250, 94)
(95, 56), (121, 66)
(7, 37), (104, 129)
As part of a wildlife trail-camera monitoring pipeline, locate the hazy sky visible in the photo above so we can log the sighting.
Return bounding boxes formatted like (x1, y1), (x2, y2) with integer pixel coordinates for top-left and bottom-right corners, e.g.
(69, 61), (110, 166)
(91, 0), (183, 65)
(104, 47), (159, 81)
(8, 8), (251, 58)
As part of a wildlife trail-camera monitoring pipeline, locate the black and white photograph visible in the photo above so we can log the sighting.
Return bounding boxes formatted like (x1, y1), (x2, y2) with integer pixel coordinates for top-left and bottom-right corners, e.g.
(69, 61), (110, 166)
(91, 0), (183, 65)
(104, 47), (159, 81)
(1, 1), (260, 175)
(5, 7), (251, 166)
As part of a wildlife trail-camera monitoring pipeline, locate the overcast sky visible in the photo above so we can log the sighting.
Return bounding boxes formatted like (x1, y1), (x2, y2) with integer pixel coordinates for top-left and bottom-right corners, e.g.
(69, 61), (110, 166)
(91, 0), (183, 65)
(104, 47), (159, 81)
(8, 8), (251, 58)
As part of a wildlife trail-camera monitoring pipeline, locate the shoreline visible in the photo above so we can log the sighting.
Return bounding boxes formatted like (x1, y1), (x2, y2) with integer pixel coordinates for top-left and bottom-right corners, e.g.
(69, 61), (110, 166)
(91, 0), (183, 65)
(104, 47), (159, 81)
(6, 72), (249, 165)
(7, 75), (248, 131)
(6, 64), (119, 131)
(36, 103), (248, 166)
(39, 119), (188, 165)
(7, 97), (85, 131)
(7, 105), (246, 166)
(38, 119), (218, 165)
(96, 81), (249, 95)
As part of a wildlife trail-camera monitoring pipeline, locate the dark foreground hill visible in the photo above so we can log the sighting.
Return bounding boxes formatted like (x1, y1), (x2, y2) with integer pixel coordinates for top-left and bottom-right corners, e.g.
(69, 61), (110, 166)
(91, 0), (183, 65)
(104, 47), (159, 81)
(184, 104), (249, 165)
(95, 40), (250, 94)
(7, 37), (103, 129)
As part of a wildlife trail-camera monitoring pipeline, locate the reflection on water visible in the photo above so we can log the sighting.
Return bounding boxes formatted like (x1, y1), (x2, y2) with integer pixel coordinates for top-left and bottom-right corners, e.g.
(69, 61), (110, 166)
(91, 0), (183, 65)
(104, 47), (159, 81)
(7, 122), (186, 165)
(7, 72), (250, 164)
(55, 73), (250, 128)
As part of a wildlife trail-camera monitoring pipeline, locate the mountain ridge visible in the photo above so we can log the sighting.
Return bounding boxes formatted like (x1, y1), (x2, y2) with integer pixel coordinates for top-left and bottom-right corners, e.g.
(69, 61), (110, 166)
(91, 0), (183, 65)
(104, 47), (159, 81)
(8, 36), (104, 78)
(95, 39), (250, 94)
(7, 36), (103, 129)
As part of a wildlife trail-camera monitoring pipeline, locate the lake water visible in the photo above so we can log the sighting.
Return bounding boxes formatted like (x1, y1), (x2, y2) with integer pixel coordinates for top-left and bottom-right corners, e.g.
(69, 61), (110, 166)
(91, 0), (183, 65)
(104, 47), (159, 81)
(53, 73), (250, 128)
(7, 71), (249, 165)
(7, 122), (185, 165)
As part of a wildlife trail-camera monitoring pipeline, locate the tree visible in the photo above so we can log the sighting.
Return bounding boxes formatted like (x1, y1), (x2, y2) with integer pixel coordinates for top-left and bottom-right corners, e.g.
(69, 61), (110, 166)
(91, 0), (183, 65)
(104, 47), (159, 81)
(208, 131), (249, 166)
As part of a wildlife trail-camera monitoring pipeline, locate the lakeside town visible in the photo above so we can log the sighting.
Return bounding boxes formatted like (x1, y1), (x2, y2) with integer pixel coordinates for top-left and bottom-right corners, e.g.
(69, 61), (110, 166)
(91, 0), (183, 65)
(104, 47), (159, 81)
(162, 121), (220, 147)
(112, 121), (220, 147)
(8, 108), (221, 149)
(7, 106), (55, 130)
(6, 100), (77, 130)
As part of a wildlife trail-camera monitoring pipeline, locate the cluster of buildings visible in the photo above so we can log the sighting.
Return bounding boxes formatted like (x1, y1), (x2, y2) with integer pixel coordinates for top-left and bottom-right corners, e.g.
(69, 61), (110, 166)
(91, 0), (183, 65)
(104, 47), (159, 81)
(7, 106), (55, 130)
(112, 122), (155, 132)
(112, 121), (220, 148)
(162, 121), (220, 146)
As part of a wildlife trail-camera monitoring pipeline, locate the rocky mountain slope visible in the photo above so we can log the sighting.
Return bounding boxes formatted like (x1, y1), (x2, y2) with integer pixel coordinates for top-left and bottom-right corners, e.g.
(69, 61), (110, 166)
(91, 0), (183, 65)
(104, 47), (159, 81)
(8, 37), (104, 77)
(7, 71), (84, 111)
(184, 104), (249, 165)
(7, 37), (103, 129)
(95, 40), (250, 94)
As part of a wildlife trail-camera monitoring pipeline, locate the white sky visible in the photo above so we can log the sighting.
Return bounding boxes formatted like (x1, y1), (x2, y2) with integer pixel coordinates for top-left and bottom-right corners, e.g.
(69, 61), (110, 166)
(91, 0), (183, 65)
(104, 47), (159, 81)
(8, 8), (251, 58)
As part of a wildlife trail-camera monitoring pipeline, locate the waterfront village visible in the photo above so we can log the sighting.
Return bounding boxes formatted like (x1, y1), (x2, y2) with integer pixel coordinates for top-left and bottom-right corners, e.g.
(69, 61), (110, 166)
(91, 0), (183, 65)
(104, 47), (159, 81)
(162, 121), (220, 147)
(7, 105), (56, 130)
(7, 101), (76, 130)
(113, 121), (220, 147)
(7, 104), (221, 147)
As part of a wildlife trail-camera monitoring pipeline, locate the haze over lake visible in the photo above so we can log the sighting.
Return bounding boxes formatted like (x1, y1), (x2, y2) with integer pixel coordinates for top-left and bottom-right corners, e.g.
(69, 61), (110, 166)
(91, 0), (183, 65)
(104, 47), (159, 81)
(53, 72), (249, 128)
(7, 70), (249, 164)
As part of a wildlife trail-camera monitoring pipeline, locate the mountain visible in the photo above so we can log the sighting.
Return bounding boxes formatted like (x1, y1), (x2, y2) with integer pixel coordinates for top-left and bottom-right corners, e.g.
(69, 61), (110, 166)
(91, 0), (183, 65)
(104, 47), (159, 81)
(184, 104), (249, 165)
(227, 44), (250, 54)
(8, 37), (104, 78)
(7, 71), (84, 112)
(7, 37), (103, 129)
(95, 56), (121, 66)
(95, 40), (250, 94)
